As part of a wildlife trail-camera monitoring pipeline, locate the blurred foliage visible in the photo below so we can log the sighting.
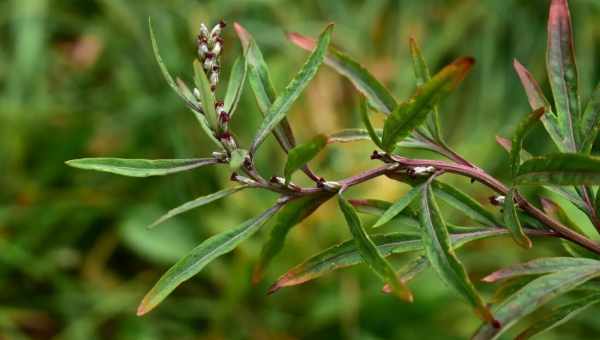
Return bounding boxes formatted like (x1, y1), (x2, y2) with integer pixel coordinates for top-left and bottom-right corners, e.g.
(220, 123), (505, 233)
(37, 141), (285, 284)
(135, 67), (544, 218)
(2, 0), (600, 339)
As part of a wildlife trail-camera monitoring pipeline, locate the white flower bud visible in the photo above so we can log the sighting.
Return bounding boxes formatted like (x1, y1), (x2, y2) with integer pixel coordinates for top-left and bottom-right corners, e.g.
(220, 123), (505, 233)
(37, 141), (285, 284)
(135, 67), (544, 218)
(199, 24), (210, 37)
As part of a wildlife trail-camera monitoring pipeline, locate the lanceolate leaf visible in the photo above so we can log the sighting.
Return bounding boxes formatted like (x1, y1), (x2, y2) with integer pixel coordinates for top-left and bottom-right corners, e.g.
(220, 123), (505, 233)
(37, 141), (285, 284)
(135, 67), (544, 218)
(409, 38), (443, 143)
(482, 257), (600, 283)
(224, 56), (247, 116)
(338, 195), (412, 301)
(234, 23), (296, 152)
(510, 108), (545, 177)
(137, 203), (282, 316)
(284, 135), (328, 182)
(420, 183), (495, 324)
(192, 60), (219, 131)
(253, 194), (332, 282)
(581, 83), (600, 153)
(359, 98), (383, 148)
(373, 185), (422, 228)
(250, 25), (333, 154)
(287, 32), (397, 114)
(473, 265), (600, 340)
(513, 60), (565, 152)
(515, 294), (600, 340)
(65, 158), (218, 177)
(547, 0), (581, 151)
(381, 58), (474, 151)
(269, 227), (521, 293)
(148, 186), (249, 229)
(382, 256), (430, 293)
(503, 189), (532, 249)
(515, 153), (600, 186)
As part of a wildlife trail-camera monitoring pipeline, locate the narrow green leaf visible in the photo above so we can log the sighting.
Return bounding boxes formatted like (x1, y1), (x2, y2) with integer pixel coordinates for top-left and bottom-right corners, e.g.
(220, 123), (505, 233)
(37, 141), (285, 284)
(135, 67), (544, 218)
(284, 135), (328, 182)
(515, 294), (600, 340)
(547, 0), (581, 151)
(516, 153), (600, 186)
(503, 189), (532, 249)
(269, 227), (518, 293)
(420, 183), (495, 324)
(510, 108), (545, 177)
(223, 56), (248, 116)
(149, 19), (220, 147)
(482, 257), (599, 283)
(409, 38), (443, 143)
(473, 265), (600, 340)
(432, 181), (500, 226)
(234, 23), (296, 152)
(192, 59), (218, 131)
(326, 129), (445, 154)
(148, 186), (249, 229)
(287, 31), (397, 114)
(338, 195), (412, 301)
(581, 83), (600, 153)
(253, 194), (332, 283)
(373, 185), (422, 228)
(250, 25), (333, 154)
(381, 58), (474, 151)
(65, 158), (217, 177)
(359, 98), (383, 148)
(137, 203), (281, 316)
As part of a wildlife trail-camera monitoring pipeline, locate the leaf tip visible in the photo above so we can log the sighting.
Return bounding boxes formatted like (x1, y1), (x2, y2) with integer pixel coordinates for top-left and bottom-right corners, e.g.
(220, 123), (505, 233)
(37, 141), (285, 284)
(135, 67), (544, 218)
(233, 22), (251, 50)
(495, 135), (512, 152)
(136, 299), (151, 316)
(266, 281), (282, 295)
(287, 32), (316, 51)
(252, 265), (264, 285)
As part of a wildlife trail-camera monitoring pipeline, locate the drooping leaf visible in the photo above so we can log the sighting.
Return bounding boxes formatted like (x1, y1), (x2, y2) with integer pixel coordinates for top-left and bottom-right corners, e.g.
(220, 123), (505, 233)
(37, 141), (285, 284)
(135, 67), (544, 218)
(253, 194), (332, 283)
(269, 227), (520, 293)
(473, 265), (600, 340)
(224, 56), (247, 116)
(482, 257), (600, 283)
(546, 0), (581, 152)
(373, 185), (422, 228)
(338, 195), (412, 301)
(420, 183), (495, 324)
(503, 189), (532, 249)
(147, 186), (249, 229)
(137, 203), (281, 316)
(359, 98), (383, 148)
(234, 23), (296, 152)
(432, 181), (500, 226)
(192, 59), (219, 131)
(381, 58), (474, 151)
(283, 135), (328, 182)
(516, 153), (600, 185)
(65, 158), (218, 177)
(149, 19), (221, 147)
(510, 108), (545, 177)
(250, 25), (333, 154)
(287, 31), (397, 114)
(581, 83), (600, 153)
(515, 294), (600, 340)
(409, 38), (443, 143)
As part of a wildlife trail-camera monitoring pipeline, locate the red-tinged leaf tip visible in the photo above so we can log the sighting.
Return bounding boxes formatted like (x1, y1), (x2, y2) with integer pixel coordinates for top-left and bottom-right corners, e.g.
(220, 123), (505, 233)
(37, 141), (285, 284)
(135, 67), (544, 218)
(233, 22), (251, 50)
(266, 281), (282, 295)
(450, 57), (475, 87)
(476, 306), (501, 328)
(287, 32), (317, 51)
(495, 135), (512, 152)
(381, 283), (392, 294)
(549, 0), (571, 29)
(136, 299), (150, 316)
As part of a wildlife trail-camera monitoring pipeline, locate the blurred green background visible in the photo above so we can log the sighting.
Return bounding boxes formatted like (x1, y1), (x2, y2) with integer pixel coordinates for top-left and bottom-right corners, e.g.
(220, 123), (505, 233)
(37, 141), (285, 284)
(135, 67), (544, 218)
(2, 0), (600, 339)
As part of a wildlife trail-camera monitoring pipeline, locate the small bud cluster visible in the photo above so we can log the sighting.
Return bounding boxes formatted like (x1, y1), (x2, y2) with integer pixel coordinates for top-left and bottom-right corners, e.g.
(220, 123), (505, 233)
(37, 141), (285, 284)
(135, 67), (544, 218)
(489, 195), (506, 206)
(197, 20), (226, 92)
(407, 166), (436, 178)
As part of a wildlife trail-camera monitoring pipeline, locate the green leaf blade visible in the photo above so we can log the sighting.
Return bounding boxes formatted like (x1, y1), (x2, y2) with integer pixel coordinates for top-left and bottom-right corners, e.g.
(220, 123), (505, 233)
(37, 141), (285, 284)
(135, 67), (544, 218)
(503, 189), (532, 249)
(223, 56), (248, 116)
(373, 185), (422, 228)
(581, 83), (600, 153)
(482, 257), (599, 283)
(283, 135), (328, 182)
(359, 98), (383, 148)
(137, 203), (281, 316)
(516, 153), (600, 186)
(338, 195), (412, 301)
(192, 59), (219, 131)
(250, 25), (333, 154)
(381, 57), (474, 151)
(65, 158), (218, 177)
(510, 108), (545, 177)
